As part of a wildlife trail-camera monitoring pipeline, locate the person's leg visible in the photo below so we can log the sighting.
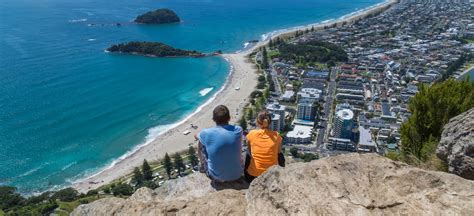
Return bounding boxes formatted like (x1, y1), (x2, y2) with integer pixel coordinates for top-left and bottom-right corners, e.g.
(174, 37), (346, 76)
(244, 170), (256, 183)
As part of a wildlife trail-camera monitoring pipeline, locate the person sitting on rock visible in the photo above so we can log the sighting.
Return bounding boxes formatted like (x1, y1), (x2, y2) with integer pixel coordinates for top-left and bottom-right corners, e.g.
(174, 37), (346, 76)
(195, 105), (244, 183)
(244, 110), (284, 183)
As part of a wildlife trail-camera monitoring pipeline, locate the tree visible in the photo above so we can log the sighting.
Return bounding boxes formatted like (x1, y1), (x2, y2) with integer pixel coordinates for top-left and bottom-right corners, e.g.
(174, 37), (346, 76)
(269, 38), (273, 47)
(142, 159), (153, 181)
(261, 47), (269, 69)
(400, 79), (474, 162)
(239, 116), (248, 131)
(51, 187), (78, 202)
(289, 147), (299, 158)
(0, 186), (25, 211)
(246, 107), (254, 120)
(132, 167), (144, 187)
(173, 153), (185, 176)
(112, 183), (133, 196)
(163, 153), (173, 178)
(188, 146), (199, 169)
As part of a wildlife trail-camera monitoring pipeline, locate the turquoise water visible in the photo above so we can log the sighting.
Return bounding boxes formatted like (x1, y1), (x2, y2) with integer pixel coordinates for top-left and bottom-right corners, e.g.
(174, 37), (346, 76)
(0, 0), (383, 194)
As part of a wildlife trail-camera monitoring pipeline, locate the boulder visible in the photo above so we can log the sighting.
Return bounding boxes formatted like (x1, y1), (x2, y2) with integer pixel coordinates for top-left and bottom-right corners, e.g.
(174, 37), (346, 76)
(436, 108), (474, 180)
(72, 154), (474, 216)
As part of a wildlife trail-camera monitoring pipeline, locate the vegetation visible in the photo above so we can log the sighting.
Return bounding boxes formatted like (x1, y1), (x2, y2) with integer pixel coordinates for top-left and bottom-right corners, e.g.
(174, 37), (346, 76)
(132, 167), (144, 186)
(112, 183), (134, 196)
(301, 153), (319, 162)
(188, 146), (199, 169)
(173, 153), (185, 176)
(289, 147), (299, 157)
(142, 160), (153, 181)
(260, 47), (269, 69)
(398, 79), (474, 165)
(135, 8), (180, 24)
(106, 41), (204, 57)
(441, 53), (473, 81)
(163, 153), (173, 178)
(278, 40), (348, 64)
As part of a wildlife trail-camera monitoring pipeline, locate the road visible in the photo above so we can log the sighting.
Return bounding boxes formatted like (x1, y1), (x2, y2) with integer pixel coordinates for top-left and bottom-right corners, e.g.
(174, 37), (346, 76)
(316, 67), (337, 147)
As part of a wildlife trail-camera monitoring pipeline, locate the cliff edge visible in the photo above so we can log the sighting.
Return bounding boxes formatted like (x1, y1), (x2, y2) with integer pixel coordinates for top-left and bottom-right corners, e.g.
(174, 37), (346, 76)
(437, 107), (474, 180)
(72, 153), (474, 215)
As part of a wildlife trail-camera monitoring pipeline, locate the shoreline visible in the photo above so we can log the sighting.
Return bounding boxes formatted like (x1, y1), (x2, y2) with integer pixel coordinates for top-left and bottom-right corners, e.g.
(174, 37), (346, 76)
(73, 0), (398, 193)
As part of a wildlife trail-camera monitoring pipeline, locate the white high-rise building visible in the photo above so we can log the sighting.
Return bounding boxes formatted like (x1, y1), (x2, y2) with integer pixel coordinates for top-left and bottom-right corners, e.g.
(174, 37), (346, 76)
(334, 109), (354, 139)
(266, 103), (286, 131)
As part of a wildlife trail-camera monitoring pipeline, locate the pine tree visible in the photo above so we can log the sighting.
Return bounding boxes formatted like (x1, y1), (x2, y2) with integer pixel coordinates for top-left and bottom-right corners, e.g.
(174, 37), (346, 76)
(142, 159), (153, 181)
(269, 38), (273, 47)
(132, 167), (144, 187)
(239, 116), (247, 131)
(173, 153), (185, 176)
(246, 107), (254, 120)
(261, 47), (269, 69)
(188, 146), (199, 169)
(162, 153), (173, 178)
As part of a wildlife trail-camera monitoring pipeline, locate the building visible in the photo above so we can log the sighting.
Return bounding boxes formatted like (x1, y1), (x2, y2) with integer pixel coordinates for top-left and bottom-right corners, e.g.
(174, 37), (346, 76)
(286, 124), (313, 144)
(328, 138), (356, 151)
(269, 113), (281, 132)
(280, 90), (295, 102)
(296, 100), (317, 121)
(357, 127), (376, 153)
(266, 103), (286, 131)
(297, 88), (322, 103)
(333, 109), (354, 139)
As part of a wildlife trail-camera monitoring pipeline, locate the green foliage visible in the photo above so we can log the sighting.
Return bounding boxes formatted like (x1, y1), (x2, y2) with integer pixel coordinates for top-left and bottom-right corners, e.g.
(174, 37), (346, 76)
(51, 188), (78, 202)
(112, 183), (134, 197)
(142, 160), (153, 181)
(173, 153), (185, 176)
(132, 167), (144, 187)
(188, 146), (199, 169)
(86, 189), (98, 196)
(246, 107), (254, 121)
(278, 40), (348, 63)
(289, 147), (299, 158)
(6, 202), (58, 216)
(400, 79), (474, 162)
(162, 153), (173, 178)
(102, 187), (111, 194)
(25, 192), (51, 205)
(301, 153), (319, 162)
(385, 151), (402, 161)
(250, 90), (263, 99)
(0, 186), (25, 212)
(239, 116), (247, 131)
(261, 47), (269, 69)
(442, 53), (473, 81)
(107, 41), (203, 57)
(134, 8), (180, 24)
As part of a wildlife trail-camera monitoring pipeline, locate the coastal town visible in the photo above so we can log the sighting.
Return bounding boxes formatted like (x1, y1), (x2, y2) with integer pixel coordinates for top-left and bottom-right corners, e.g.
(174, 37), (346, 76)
(246, 0), (473, 159)
(2, 0), (474, 215)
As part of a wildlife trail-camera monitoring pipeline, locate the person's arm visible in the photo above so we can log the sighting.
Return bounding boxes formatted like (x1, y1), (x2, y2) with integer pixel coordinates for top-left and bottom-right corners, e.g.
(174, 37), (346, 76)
(277, 134), (285, 167)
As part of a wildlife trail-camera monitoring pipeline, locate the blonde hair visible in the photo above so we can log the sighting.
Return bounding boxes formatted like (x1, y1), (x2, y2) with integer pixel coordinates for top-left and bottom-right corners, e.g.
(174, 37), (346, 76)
(257, 110), (272, 129)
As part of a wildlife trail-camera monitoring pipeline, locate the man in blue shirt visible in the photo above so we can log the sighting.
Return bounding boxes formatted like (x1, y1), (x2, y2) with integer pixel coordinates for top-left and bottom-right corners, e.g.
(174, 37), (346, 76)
(196, 105), (243, 182)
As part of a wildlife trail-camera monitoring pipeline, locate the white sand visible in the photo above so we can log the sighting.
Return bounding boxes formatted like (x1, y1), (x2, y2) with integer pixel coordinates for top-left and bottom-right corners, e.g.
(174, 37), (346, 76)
(73, 0), (397, 193)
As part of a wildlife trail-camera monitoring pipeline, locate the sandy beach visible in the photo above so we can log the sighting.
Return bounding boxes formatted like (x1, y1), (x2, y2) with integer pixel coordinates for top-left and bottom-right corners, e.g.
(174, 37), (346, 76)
(73, 0), (398, 193)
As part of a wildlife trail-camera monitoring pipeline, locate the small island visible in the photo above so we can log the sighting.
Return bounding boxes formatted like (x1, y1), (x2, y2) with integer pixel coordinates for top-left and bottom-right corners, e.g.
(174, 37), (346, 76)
(135, 9), (180, 24)
(106, 41), (204, 58)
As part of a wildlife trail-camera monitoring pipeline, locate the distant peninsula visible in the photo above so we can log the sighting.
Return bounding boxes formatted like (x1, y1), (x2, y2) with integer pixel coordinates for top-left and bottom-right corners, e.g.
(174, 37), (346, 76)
(106, 41), (204, 58)
(135, 9), (180, 24)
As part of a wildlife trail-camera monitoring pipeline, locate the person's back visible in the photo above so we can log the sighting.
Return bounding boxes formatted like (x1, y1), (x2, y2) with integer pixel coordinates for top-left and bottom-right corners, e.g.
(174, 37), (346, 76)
(197, 105), (243, 182)
(245, 111), (283, 182)
(198, 124), (243, 181)
(246, 129), (282, 176)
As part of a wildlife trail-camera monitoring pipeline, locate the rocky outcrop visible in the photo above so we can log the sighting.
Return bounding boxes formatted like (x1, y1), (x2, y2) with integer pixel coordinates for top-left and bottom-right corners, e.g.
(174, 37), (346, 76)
(436, 108), (474, 180)
(72, 154), (474, 216)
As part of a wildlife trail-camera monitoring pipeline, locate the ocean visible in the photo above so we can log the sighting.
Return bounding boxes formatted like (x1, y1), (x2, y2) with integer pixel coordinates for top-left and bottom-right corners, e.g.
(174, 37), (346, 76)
(0, 0), (383, 194)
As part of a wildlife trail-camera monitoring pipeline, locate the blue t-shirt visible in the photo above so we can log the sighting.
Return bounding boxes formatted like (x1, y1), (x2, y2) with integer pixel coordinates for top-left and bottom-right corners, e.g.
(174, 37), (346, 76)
(198, 125), (243, 181)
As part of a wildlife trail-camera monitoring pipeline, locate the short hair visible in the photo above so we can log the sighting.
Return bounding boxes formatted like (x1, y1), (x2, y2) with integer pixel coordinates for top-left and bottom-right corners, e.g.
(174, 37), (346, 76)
(213, 105), (230, 125)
